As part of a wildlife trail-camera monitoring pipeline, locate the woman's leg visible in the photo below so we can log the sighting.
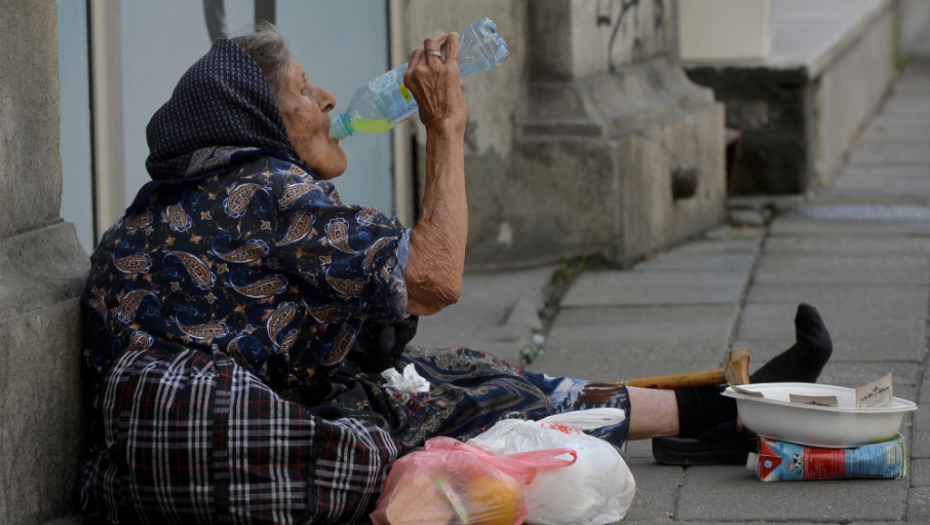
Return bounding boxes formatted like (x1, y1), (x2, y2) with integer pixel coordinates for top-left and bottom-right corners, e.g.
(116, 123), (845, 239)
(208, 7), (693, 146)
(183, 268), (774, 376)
(627, 387), (679, 440)
(628, 303), (833, 441)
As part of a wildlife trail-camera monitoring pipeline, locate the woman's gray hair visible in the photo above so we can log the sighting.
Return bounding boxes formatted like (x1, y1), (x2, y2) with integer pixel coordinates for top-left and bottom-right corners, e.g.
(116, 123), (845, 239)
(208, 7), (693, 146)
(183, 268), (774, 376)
(231, 22), (291, 98)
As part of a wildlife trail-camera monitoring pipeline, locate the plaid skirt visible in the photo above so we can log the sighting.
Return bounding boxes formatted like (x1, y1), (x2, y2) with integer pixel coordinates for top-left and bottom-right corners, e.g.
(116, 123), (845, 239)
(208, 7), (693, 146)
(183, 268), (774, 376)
(81, 347), (403, 524)
(81, 346), (630, 524)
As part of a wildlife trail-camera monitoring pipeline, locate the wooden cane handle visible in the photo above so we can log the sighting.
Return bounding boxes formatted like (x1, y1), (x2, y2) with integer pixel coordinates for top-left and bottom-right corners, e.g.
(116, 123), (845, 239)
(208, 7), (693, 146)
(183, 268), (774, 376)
(619, 369), (726, 389)
(612, 347), (751, 390)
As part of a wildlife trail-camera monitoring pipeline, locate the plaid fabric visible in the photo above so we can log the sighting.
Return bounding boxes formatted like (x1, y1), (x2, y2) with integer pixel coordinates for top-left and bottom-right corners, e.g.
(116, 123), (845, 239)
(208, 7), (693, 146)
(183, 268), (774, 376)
(81, 347), (402, 525)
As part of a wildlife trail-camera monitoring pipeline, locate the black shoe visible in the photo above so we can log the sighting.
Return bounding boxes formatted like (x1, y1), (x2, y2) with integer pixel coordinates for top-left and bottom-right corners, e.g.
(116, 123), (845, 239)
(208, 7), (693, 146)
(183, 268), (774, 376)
(651, 420), (757, 466)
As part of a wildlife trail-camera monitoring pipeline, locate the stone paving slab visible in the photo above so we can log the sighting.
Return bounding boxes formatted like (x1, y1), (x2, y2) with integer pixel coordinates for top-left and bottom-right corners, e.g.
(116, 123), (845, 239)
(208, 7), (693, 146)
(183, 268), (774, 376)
(622, 457), (680, 522)
(727, 335), (818, 365)
(734, 333), (926, 365)
(818, 361), (923, 388)
(880, 97), (930, 116)
(913, 459), (930, 487)
(764, 235), (930, 254)
(534, 304), (737, 379)
(862, 116), (930, 136)
(861, 118), (930, 139)
(908, 370), (930, 458)
(624, 437), (655, 459)
(885, 86), (930, 99)
(634, 252), (757, 273)
(745, 284), (928, 318)
(912, 402), (930, 458)
(894, 86), (930, 99)
(414, 312), (534, 360)
(836, 362), (927, 391)
(413, 265), (555, 362)
(676, 465), (909, 522)
(738, 302), (925, 339)
(829, 166), (930, 196)
(562, 271), (749, 307)
(670, 237), (763, 254)
(752, 253), (930, 286)
(779, 204), (930, 222)
(848, 140), (930, 165)
(733, 338), (922, 384)
(770, 218), (930, 236)
(533, 305), (736, 380)
(551, 304), (739, 342)
(531, 338), (727, 383)
(736, 303), (926, 361)
(812, 193), (930, 206)
(908, 487), (930, 522)
(741, 286), (928, 339)
(733, 338), (925, 382)
(893, 76), (930, 93)
(893, 60), (930, 80)
(891, 386), (918, 408)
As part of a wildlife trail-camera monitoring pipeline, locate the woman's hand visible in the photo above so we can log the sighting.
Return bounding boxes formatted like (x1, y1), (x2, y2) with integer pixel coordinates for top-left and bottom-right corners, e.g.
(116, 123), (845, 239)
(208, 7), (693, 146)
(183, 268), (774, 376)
(403, 33), (469, 316)
(403, 33), (467, 134)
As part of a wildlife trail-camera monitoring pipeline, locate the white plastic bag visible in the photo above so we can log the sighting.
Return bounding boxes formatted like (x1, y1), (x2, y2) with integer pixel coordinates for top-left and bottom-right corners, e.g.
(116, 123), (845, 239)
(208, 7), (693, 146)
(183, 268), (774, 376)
(468, 408), (635, 525)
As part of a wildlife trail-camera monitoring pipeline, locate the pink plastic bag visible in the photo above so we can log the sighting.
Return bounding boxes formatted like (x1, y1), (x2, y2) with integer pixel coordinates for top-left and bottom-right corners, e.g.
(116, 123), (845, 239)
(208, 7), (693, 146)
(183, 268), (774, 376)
(371, 436), (576, 525)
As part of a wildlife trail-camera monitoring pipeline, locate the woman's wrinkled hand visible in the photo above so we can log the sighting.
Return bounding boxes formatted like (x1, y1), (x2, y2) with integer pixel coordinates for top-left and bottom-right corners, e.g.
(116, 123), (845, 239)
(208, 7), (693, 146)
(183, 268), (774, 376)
(404, 32), (467, 134)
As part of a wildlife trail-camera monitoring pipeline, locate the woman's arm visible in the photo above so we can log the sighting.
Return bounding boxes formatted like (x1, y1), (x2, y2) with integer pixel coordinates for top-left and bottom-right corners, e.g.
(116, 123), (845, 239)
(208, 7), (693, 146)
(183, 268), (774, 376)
(402, 32), (468, 316)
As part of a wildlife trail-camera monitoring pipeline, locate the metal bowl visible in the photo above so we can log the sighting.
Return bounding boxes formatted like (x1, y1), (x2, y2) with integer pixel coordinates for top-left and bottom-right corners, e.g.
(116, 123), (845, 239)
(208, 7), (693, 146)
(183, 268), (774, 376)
(722, 382), (917, 448)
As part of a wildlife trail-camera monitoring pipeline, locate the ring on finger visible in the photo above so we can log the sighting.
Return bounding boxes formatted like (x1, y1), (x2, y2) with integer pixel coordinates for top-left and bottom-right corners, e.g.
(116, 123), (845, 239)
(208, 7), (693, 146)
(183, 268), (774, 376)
(447, 54), (458, 60)
(427, 50), (442, 57)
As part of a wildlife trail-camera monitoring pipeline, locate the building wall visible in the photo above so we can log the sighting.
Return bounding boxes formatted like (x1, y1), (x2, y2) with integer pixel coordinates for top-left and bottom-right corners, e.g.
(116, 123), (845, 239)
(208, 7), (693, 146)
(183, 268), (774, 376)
(404, 0), (726, 268)
(402, 0), (532, 263)
(686, 0), (899, 195)
(813, 6), (896, 187)
(899, 0), (930, 55)
(403, 0), (528, 176)
(678, 0), (771, 62)
(0, 1), (89, 524)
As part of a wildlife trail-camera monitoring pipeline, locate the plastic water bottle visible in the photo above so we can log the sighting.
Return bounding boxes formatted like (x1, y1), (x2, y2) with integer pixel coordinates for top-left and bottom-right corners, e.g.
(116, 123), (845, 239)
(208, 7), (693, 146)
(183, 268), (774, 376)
(329, 18), (509, 140)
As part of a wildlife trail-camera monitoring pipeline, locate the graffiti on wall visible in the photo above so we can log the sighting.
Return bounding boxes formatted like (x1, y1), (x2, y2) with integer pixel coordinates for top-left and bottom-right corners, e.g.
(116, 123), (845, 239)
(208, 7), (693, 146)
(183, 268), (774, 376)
(596, 0), (668, 72)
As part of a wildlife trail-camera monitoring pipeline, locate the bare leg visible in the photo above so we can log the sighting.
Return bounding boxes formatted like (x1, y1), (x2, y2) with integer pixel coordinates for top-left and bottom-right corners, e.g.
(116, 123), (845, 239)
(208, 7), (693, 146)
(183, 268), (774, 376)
(627, 386), (679, 440)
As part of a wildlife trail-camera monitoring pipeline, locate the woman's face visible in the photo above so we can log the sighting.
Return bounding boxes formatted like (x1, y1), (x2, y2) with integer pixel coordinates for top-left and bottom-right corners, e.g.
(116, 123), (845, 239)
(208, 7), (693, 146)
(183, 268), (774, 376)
(276, 61), (347, 180)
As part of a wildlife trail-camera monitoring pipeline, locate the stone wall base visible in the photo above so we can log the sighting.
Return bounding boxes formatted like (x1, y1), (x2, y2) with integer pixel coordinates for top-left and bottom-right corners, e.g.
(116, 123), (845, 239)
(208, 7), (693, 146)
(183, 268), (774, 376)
(464, 57), (726, 268)
(0, 223), (88, 525)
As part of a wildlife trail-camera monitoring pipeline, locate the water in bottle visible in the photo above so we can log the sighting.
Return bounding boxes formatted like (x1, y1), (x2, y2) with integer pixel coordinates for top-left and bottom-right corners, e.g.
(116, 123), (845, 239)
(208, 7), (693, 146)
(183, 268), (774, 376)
(329, 18), (509, 140)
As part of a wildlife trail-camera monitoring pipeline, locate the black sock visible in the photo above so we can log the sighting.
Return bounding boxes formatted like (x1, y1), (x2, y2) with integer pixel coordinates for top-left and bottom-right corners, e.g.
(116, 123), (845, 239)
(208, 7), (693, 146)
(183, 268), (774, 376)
(674, 303), (833, 438)
(749, 303), (832, 384)
(675, 385), (736, 438)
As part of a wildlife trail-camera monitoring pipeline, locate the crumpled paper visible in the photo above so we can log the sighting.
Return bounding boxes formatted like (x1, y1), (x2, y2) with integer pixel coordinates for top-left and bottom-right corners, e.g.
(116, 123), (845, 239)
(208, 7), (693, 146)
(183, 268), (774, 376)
(381, 363), (430, 393)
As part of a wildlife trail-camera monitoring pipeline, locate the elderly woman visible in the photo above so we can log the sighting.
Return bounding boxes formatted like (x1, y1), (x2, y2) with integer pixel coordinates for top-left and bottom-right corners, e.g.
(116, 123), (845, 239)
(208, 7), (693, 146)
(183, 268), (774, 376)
(80, 24), (832, 524)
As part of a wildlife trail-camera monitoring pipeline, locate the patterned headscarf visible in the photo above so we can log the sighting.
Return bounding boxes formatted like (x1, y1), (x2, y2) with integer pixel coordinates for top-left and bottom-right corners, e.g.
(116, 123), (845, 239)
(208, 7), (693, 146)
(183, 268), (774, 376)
(127, 38), (305, 214)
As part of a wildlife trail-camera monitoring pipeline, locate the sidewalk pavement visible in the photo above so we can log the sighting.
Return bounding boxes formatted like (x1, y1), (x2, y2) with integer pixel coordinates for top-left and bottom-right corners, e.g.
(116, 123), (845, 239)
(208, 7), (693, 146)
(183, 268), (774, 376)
(416, 28), (930, 524)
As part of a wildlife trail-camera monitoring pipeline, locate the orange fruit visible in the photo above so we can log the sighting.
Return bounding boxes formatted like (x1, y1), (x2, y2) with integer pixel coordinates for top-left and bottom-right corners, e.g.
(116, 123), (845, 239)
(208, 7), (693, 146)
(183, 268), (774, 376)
(464, 475), (523, 525)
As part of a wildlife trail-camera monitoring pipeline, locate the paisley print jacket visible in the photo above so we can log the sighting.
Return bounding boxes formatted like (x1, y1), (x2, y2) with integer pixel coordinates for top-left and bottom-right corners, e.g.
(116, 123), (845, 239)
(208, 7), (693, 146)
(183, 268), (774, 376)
(82, 156), (410, 392)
